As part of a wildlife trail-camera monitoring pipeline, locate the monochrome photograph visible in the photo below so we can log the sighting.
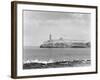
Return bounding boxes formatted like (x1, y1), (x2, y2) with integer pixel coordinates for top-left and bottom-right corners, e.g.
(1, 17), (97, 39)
(23, 10), (91, 69)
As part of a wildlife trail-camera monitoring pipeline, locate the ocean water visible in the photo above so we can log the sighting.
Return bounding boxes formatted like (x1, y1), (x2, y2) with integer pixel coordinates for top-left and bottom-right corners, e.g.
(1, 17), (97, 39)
(23, 47), (90, 62)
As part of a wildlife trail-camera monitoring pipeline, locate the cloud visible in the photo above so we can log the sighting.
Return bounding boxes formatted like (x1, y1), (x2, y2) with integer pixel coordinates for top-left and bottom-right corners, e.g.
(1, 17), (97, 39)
(23, 10), (90, 46)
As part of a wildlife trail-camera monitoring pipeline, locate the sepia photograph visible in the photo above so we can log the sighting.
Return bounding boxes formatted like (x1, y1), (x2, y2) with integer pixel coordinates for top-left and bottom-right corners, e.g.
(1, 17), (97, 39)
(11, 1), (97, 78)
(23, 10), (91, 69)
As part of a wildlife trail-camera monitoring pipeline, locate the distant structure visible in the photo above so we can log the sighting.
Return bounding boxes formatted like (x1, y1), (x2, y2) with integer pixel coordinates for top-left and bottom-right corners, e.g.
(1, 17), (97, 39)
(49, 34), (52, 41)
(40, 34), (90, 48)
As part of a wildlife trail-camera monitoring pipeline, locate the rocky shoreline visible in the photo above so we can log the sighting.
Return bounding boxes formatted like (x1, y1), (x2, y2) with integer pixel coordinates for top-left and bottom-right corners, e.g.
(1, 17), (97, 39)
(23, 59), (91, 69)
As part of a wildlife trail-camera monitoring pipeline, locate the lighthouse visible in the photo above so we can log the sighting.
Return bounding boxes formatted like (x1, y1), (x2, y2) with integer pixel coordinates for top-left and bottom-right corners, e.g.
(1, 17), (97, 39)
(49, 34), (52, 41)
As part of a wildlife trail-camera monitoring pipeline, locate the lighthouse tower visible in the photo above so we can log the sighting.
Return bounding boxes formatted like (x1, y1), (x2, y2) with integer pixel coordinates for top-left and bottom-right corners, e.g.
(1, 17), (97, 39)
(49, 34), (52, 41)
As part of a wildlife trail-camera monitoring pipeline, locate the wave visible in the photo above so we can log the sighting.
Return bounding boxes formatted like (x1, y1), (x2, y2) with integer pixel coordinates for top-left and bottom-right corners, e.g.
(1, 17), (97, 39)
(24, 59), (54, 64)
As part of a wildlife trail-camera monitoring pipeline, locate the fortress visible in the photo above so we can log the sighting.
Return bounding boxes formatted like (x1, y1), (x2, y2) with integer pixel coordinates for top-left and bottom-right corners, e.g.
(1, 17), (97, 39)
(40, 34), (90, 48)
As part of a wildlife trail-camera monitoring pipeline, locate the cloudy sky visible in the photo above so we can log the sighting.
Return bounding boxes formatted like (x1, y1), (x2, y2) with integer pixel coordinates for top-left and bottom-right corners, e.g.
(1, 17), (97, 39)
(23, 10), (91, 46)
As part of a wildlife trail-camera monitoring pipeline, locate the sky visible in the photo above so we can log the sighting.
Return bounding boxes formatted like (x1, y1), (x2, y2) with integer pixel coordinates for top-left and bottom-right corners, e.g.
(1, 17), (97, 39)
(23, 10), (91, 46)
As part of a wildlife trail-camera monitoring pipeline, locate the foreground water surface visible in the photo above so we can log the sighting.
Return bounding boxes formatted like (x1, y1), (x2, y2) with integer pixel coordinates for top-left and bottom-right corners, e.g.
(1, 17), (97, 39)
(23, 47), (90, 62)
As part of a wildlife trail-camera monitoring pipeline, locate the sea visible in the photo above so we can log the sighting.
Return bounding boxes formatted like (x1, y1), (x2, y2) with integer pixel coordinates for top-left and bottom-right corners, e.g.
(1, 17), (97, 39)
(23, 46), (90, 62)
